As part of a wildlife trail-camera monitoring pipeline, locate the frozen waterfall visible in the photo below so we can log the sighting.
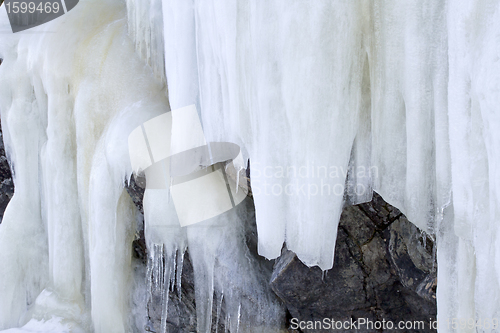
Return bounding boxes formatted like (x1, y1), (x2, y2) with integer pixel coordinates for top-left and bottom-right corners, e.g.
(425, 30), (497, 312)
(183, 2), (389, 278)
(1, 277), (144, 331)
(0, 0), (499, 332)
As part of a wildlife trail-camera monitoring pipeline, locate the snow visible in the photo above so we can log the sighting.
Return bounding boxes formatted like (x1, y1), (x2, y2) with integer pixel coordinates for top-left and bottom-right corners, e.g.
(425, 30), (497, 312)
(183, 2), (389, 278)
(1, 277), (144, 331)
(0, 316), (84, 333)
(0, 0), (167, 330)
(0, 0), (499, 332)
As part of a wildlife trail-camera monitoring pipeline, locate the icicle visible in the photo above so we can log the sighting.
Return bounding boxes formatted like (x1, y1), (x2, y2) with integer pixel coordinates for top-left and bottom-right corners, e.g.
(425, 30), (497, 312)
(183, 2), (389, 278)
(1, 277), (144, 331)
(215, 293), (224, 333)
(125, 0), (166, 82)
(235, 304), (241, 333)
(176, 247), (185, 300)
(160, 247), (173, 333)
(170, 251), (176, 293)
(2, 0), (500, 331)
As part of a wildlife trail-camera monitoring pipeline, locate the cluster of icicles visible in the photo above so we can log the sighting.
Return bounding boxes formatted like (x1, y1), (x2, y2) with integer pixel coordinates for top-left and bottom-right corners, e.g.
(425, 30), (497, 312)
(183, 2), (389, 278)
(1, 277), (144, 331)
(0, 0), (499, 332)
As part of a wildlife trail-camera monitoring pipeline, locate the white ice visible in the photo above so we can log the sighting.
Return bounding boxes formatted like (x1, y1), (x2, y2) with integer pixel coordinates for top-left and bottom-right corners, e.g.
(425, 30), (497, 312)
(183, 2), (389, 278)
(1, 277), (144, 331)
(0, 0), (499, 332)
(0, 316), (84, 333)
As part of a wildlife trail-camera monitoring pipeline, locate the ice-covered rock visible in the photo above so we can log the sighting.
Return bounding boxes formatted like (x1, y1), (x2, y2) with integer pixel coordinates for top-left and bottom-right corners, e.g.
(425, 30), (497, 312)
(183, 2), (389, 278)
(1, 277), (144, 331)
(0, 0), (499, 332)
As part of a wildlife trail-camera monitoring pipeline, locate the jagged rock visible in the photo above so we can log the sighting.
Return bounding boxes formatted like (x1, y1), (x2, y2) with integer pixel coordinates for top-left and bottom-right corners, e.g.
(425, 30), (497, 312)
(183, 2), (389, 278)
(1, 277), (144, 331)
(270, 193), (437, 333)
(0, 122), (14, 222)
(388, 216), (437, 303)
(125, 174), (146, 215)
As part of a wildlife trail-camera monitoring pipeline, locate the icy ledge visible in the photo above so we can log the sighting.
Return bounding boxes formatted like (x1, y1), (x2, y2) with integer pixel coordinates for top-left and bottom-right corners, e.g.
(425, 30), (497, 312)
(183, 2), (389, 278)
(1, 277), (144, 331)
(0, 0), (499, 332)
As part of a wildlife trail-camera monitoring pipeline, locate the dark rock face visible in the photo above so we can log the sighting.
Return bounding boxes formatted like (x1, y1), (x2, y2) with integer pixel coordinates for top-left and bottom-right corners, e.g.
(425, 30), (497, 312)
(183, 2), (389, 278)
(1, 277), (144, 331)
(270, 193), (437, 333)
(0, 122), (14, 222)
(125, 173), (437, 332)
(125, 175), (147, 265)
(145, 252), (199, 333)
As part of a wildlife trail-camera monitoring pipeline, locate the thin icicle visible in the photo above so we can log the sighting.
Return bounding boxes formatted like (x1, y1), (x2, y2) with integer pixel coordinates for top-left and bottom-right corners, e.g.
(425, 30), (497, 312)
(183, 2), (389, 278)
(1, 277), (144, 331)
(215, 293), (224, 333)
(176, 247), (185, 300)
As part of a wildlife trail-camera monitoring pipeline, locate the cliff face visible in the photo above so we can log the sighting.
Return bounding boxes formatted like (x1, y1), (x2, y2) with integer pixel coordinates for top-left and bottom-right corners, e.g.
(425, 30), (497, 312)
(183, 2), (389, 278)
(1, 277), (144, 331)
(0, 0), (499, 331)
(0, 125), (437, 331)
(0, 108), (437, 332)
(271, 194), (437, 332)
(0, 123), (13, 222)
(127, 178), (436, 332)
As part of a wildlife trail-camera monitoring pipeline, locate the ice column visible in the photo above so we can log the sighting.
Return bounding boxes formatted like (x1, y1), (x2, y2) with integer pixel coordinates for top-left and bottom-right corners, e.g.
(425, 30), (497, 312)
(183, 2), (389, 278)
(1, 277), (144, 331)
(0, 0), (170, 330)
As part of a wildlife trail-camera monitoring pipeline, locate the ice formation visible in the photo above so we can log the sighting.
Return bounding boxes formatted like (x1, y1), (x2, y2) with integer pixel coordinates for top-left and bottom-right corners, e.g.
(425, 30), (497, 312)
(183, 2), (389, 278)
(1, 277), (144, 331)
(0, 0), (498, 332)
